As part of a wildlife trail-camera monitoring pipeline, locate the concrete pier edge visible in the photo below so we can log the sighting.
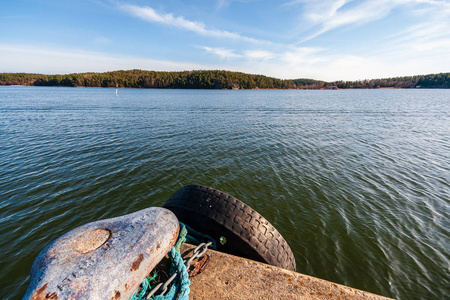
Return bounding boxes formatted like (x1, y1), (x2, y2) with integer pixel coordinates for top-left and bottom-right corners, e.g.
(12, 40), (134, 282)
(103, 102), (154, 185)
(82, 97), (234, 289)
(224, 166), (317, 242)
(180, 243), (394, 300)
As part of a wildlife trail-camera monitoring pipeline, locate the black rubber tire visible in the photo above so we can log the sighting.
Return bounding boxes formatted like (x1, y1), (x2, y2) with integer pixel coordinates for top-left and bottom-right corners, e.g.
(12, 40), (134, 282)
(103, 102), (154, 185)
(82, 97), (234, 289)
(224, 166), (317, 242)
(163, 185), (296, 271)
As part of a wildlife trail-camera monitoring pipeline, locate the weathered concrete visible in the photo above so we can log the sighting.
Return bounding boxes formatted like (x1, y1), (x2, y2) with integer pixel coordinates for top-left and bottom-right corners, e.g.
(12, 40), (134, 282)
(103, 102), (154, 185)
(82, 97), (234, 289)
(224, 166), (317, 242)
(181, 244), (394, 300)
(23, 207), (179, 300)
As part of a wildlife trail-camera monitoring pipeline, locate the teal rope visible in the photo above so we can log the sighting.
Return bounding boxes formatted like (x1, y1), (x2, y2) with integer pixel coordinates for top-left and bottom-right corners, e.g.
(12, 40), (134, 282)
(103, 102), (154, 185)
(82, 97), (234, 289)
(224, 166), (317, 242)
(183, 223), (217, 250)
(153, 247), (190, 300)
(175, 223), (188, 252)
(153, 223), (190, 300)
(129, 223), (190, 300)
(129, 222), (216, 300)
(129, 273), (159, 300)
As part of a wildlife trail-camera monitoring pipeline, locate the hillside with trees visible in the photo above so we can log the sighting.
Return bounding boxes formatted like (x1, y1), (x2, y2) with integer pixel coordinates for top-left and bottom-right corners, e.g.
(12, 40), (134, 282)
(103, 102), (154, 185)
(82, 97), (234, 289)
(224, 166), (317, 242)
(330, 73), (449, 89)
(0, 70), (448, 89)
(0, 70), (316, 89)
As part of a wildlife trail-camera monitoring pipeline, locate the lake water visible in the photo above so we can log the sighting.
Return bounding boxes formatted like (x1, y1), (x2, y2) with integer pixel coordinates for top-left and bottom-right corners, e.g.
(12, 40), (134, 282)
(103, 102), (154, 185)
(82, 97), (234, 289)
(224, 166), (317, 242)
(0, 87), (448, 299)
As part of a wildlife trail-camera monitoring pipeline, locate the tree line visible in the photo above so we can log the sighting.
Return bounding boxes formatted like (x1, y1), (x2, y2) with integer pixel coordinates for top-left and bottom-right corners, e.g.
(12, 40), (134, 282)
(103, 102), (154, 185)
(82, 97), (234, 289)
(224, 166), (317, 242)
(329, 73), (449, 89)
(0, 70), (448, 89)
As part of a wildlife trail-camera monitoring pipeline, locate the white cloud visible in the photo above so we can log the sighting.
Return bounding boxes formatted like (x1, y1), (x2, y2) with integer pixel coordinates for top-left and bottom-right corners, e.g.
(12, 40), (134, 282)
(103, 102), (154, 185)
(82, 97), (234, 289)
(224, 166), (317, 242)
(1, 1), (448, 82)
(0, 44), (207, 74)
(374, 10), (450, 61)
(243, 50), (277, 60)
(201, 45), (325, 64)
(279, 47), (325, 65)
(118, 3), (261, 43)
(301, 0), (393, 40)
(196, 42), (446, 81)
(302, 0), (352, 23)
(409, 39), (450, 52)
(396, 21), (450, 55)
(215, 0), (261, 10)
(201, 46), (242, 58)
(296, 0), (450, 40)
(216, 0), (230, 9)
(239, 52), (449, 81)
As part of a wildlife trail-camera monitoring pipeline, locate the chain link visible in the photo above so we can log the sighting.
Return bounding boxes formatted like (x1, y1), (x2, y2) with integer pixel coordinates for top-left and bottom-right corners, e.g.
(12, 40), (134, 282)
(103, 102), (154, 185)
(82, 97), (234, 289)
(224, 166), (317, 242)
(145, 241), (212, 299)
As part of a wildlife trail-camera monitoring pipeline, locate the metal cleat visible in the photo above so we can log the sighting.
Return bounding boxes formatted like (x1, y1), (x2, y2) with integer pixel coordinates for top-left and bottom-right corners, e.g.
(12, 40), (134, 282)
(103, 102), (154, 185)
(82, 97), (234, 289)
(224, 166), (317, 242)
(23, 207), (179, 300)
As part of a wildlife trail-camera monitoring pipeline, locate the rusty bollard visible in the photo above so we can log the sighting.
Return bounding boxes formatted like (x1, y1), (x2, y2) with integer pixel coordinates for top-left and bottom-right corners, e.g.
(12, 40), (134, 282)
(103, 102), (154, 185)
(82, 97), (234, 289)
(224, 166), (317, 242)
(23, 207), (179, 300)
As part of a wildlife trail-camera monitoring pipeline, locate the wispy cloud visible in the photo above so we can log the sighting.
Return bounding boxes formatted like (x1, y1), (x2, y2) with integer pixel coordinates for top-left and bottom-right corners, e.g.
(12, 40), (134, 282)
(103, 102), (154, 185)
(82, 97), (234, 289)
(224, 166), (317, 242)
(215, 0), (261, 10)
(201, 46), (242, 58)
(118, 3), (261, 43)
(294, 0), (450, 41)
(395, 20), (450, 51)
(216, 0), (230, 9)
(298, 0), (352, 23)
(1, 0), (447, 82)
(202, 45), (324, 62)
(369, 3), (450, 60)
(198, 39), (449, 81)
(301, 0), (393, 40)
(409, 39), (450, 52)
(1, 42), (447, 82)
(243, 50), (277, 60)
(279, 47), (325, 65)
(0, 44), (207, 74)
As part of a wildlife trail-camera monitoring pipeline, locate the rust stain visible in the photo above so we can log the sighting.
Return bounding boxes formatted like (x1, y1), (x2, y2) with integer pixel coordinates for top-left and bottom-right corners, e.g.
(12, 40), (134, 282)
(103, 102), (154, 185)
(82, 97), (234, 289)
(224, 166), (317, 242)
(112, 290), (121, 299)
(189, 254), (210, 277)
(30, 283), (48, 300)
(130, 253), (144, 271)
(170, 226), (180, 247)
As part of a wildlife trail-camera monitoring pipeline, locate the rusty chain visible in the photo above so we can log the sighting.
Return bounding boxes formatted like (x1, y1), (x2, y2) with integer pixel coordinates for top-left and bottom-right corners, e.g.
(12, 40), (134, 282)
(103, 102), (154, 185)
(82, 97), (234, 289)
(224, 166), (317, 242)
(146, 241), (213, 299)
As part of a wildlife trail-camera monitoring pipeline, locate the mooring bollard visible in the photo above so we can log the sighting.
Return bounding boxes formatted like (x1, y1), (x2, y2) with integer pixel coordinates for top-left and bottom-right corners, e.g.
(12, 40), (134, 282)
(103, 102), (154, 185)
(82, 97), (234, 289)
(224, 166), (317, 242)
(23, 207), (179, 300)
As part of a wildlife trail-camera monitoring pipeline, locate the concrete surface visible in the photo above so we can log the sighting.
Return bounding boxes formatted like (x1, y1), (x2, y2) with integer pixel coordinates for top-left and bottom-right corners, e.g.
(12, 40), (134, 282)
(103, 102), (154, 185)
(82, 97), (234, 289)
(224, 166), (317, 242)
(180, 243), (394, 300)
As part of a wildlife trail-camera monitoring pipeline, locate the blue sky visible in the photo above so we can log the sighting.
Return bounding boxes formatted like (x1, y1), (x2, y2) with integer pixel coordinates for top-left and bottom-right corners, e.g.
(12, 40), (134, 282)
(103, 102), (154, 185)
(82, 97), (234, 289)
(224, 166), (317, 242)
(1, 0), (449, 81)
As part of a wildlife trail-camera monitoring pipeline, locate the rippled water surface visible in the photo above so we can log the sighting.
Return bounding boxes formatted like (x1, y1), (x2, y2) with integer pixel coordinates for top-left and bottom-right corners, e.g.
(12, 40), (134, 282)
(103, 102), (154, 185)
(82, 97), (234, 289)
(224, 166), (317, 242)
(1, 87), (449, 299)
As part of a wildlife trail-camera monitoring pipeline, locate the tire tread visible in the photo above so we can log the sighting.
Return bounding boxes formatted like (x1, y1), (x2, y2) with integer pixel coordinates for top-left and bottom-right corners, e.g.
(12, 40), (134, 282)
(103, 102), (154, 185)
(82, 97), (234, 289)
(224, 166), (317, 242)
(163, 185), (296, 271)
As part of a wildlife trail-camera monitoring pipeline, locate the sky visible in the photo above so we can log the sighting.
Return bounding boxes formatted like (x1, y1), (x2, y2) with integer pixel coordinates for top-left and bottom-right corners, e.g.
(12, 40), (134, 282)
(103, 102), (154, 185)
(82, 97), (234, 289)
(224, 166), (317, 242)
(1, 0), (449, 81)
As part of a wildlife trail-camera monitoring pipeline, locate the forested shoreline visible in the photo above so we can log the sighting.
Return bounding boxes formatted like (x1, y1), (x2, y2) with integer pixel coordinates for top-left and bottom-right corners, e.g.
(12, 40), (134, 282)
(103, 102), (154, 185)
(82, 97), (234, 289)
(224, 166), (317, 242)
(0, 70), (448, 89)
